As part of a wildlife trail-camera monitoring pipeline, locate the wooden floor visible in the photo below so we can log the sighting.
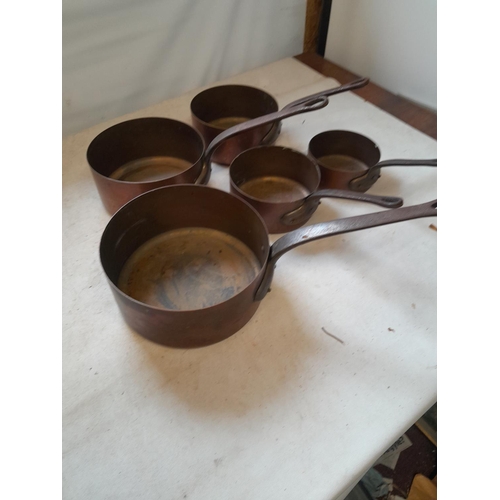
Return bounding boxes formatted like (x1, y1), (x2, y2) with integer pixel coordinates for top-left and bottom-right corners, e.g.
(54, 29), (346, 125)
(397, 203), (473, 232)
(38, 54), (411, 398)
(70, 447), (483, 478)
(295, 53), (437, 140)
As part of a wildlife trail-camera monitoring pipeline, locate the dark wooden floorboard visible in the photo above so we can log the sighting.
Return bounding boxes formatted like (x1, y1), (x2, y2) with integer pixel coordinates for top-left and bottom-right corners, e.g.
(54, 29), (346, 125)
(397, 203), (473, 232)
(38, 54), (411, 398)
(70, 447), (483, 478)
(294, 53), (437, 140)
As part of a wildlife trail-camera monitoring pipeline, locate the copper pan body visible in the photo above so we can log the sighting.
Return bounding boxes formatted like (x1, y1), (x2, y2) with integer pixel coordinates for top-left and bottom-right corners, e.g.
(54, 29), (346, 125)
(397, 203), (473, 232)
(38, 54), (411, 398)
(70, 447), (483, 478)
(309, 130), (380, 190)
(190, 85), (279, 165)
(100, 185), (270, 347)
(87, 118), (205, 214)
(100, 185), (437, 348)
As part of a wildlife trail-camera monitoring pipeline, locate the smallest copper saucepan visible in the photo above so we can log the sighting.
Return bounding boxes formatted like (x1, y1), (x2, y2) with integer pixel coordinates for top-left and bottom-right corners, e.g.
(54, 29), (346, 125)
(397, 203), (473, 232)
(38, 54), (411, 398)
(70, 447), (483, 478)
(229, 146), (403, 234)
(308, 130), (437, 192)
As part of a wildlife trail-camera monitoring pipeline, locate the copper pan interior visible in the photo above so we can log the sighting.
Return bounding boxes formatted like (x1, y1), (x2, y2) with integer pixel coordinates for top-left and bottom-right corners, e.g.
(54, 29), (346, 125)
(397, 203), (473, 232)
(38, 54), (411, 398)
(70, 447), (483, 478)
(230, 147), (319, 203)
(190, 85), (278, 130)
(309, 130), (381, 172)
(87, 118), (204, 183)
(100, 186), (269, 311)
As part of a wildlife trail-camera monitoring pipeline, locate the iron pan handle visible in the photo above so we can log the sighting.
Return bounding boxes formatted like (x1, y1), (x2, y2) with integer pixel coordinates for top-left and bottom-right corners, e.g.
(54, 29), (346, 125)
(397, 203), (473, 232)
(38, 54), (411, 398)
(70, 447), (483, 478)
(194, 96), (329, 185)
(255, 199), (437, 301)
(349, 158), (437, 192)
(283, 77), (369, 110)
(259, 77), (370, 147)
(280, 189), (403, 226)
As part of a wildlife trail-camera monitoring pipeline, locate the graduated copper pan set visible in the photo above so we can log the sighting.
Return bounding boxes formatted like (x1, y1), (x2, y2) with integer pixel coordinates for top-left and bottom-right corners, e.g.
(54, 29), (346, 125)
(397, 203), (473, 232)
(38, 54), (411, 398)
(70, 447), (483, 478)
(88, 77), (437, 348)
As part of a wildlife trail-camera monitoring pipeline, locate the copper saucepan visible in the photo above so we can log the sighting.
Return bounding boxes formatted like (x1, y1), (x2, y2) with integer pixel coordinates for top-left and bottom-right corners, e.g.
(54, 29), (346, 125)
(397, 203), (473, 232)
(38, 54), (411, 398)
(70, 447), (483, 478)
(308, 130), (437, 192)
(100, 185), (437, 348)
(190, 78), (369, 165)
(87, 98), (329, 214)
(229, 145), (403, 234)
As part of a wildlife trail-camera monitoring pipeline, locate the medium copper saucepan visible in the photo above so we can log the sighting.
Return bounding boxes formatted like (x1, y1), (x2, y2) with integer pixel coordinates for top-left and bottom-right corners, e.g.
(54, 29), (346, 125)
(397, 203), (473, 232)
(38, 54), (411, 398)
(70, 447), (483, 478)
(100, 185), (437, 348)
(190, 78), (369, 165)
(229, 145), (403, 234)
(87, 99), (329, 214)
(308, 130), (437, 192)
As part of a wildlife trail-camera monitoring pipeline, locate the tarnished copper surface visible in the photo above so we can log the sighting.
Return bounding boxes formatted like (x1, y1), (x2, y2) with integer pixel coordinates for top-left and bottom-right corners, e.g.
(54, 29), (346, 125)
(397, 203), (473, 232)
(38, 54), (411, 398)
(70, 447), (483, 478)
(118, 228), (261, 310)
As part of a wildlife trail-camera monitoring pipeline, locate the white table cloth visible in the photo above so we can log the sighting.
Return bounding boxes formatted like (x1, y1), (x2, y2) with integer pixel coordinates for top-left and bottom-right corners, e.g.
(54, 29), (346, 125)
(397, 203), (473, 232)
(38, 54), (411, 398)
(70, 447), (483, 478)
(63, 57), (437, 500)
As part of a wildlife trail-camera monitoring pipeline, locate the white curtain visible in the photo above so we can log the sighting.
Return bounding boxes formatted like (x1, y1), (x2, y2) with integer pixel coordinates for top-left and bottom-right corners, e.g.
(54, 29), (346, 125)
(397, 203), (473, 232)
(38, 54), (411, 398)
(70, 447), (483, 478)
(63, 0), (306, 136)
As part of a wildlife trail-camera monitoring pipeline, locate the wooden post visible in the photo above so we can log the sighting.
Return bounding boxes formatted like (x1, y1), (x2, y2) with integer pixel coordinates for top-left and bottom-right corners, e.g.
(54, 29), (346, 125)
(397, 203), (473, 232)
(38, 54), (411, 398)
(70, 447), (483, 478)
(303, 0), (322, 53)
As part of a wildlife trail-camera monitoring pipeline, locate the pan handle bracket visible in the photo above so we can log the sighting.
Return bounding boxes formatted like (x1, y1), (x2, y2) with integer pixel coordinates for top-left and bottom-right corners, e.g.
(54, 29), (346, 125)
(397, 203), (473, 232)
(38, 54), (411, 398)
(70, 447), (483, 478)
(349, 159), (437, 192)
(280, 190), (403, 226)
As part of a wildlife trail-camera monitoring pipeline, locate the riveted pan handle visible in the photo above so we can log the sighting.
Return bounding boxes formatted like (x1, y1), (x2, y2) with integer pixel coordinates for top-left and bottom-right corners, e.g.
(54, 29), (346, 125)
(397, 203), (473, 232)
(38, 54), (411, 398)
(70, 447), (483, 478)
(255, 199), (437, 300)
(194, 96), (329, 185)
(261, 77), (370, 146)
(283, 77), (369, 110)
(349, 158), (437, 192)
(280, 189), (403, 226)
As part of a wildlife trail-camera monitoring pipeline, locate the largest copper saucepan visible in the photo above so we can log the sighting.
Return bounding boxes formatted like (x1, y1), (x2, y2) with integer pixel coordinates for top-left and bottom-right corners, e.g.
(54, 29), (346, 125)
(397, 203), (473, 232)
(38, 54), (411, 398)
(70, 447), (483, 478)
(100, 185), (437, 348)
(190, 77), (369, 165)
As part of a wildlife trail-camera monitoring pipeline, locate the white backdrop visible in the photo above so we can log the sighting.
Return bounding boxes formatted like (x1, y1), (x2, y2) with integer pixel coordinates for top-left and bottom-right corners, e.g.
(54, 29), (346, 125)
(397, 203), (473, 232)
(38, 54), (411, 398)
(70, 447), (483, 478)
(325, 0), (437, 110)
(63, 0), (306, 136)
